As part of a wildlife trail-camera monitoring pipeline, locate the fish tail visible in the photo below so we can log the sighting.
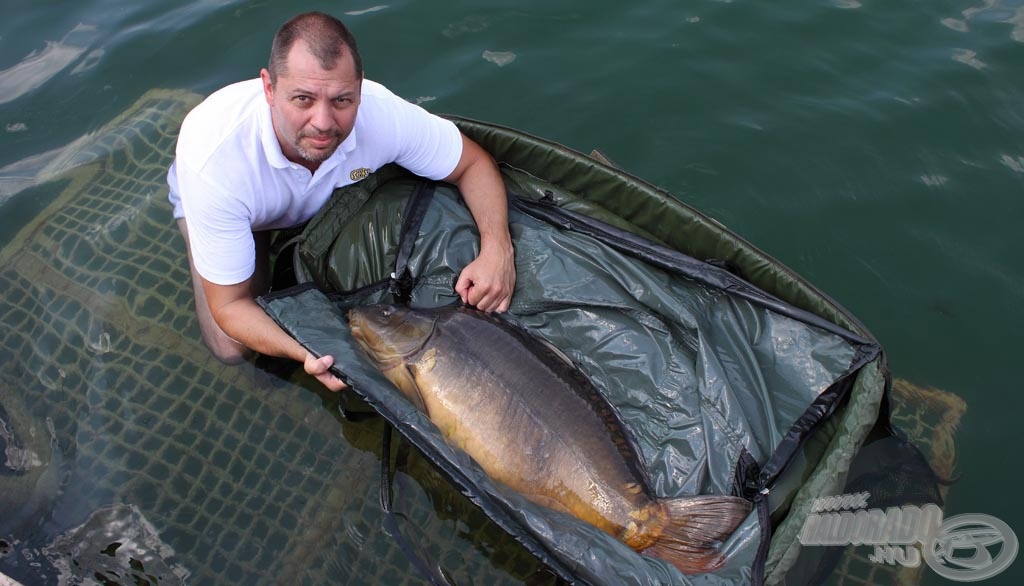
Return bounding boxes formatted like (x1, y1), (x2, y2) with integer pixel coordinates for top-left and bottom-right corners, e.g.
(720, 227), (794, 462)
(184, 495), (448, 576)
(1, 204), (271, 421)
(640, 495), (751, 574)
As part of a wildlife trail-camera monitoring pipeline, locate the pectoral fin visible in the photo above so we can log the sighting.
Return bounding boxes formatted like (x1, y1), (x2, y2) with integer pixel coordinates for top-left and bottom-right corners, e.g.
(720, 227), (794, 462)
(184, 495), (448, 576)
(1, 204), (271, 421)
(382, 364), (429, 414)
(403, 347), (439, 414)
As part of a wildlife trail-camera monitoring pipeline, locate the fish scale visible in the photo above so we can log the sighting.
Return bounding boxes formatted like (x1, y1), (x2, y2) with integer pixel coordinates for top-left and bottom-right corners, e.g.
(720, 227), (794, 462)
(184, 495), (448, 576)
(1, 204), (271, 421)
(419, 312), (633, 506)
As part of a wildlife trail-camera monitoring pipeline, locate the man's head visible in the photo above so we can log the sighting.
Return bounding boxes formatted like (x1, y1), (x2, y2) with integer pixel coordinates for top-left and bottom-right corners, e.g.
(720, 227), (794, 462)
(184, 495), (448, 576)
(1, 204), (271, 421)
(267, 12), (363, 84)
(261, 12), (364, 170)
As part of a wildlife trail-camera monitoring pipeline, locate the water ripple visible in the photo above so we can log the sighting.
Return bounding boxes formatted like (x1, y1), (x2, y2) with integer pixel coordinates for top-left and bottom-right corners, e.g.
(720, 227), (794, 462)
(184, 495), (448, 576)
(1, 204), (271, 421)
(0, 24), (98, 106)
(957, 0), (1024, 42)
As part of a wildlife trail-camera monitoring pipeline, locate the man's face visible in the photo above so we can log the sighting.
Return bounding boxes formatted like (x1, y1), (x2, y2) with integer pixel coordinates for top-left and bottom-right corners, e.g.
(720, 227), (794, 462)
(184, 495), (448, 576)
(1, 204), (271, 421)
(261, 40), (362, 170)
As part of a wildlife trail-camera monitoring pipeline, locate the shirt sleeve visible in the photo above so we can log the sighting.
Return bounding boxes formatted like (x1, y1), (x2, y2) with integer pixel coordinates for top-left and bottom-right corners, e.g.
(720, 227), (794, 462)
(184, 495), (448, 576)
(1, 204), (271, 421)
(174, 161), (257, 286)
(383, 93), (464, 181)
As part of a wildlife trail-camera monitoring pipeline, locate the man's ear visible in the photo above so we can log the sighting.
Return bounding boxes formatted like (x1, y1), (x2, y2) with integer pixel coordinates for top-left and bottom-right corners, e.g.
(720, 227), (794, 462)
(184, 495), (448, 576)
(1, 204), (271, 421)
(260, 68), (274, 105)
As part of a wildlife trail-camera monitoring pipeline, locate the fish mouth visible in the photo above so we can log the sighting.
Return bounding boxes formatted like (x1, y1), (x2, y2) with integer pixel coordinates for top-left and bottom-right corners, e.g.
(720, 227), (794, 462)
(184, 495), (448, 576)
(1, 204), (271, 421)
(347, 306), (437, 363)
(347, 309), (406, 365)
(347, 312), (376, 354)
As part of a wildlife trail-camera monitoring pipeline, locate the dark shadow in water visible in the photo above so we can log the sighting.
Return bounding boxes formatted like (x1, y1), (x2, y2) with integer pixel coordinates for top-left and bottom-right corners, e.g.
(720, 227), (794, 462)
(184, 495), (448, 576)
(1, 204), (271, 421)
(775, 379), (962, 586)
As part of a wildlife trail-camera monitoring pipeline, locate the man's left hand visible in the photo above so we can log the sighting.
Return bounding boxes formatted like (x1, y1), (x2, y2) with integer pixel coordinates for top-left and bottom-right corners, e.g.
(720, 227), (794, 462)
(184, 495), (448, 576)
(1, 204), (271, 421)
(455, 243), (516, 312)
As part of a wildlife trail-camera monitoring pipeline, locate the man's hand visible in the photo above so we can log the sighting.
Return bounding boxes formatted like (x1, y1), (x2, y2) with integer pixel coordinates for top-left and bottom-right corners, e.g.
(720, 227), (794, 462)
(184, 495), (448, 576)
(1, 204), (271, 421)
(304, 353), (348, 392)
(200, 273), (350, 393)
(445, 134), (516, 312)
(455, 242), (515, 312)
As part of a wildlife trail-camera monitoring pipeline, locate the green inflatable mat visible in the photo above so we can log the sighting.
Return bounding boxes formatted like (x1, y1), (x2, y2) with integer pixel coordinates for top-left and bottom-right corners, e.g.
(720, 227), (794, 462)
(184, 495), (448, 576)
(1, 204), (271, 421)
(260, 127), (885, 584)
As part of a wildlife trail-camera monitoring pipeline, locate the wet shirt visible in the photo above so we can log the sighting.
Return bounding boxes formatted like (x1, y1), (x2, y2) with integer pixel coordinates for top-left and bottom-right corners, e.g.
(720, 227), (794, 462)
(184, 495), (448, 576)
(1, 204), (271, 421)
(167, 78), (462, 285)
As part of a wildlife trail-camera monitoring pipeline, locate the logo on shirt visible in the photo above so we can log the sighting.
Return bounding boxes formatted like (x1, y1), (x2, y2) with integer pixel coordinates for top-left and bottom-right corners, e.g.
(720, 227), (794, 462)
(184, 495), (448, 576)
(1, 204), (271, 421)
(350, 167), (372, 181)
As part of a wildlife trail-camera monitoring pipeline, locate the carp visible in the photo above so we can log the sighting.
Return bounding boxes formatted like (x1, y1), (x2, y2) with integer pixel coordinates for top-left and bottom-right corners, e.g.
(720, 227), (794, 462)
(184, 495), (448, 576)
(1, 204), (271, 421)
(347, 304), (751, 574)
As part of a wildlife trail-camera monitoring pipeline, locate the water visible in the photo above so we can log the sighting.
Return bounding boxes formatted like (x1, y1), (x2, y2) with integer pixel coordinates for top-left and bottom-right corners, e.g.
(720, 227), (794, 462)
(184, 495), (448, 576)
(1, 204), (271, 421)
(2, 1), (1023, 584)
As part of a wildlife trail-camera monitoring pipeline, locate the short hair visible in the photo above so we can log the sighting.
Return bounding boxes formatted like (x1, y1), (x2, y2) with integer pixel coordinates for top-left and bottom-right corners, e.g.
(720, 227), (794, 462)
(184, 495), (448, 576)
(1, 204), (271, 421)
(267, 12), (363, 84)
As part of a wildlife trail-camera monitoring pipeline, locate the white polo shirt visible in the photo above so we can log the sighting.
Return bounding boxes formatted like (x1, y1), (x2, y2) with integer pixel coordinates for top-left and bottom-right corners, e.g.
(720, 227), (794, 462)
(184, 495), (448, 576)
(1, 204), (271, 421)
(167, 78), (462, 285)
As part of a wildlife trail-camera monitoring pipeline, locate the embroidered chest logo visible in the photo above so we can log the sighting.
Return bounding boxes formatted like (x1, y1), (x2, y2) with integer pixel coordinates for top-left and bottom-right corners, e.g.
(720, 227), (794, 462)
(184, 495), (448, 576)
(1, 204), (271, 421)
(350, 167), (372, 181)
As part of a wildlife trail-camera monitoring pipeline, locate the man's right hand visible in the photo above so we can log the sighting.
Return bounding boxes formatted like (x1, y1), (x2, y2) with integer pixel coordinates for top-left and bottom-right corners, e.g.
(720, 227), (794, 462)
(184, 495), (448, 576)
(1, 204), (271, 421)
(304, 353), (348, 392)
(198, 272), (349, 393)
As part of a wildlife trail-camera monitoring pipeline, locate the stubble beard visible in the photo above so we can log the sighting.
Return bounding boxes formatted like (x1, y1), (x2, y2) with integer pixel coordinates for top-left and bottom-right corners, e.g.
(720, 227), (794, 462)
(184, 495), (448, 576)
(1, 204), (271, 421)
(294, 131), (342, 164)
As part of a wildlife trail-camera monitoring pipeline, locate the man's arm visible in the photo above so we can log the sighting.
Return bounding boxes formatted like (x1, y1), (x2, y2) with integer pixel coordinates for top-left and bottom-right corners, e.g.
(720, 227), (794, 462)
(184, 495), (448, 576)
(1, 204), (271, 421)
(444, 134), (516, 312)
(202, 275), (347, 391)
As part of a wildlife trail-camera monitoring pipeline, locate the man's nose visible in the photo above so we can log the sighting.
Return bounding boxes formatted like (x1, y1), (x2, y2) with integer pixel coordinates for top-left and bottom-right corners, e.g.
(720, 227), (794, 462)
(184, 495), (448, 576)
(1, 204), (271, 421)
(310, 103), (335, 132)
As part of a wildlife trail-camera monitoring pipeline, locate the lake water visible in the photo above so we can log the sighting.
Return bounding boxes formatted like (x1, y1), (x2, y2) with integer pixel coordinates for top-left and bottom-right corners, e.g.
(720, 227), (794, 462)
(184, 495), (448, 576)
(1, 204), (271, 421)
(2, 1), (1022, 584)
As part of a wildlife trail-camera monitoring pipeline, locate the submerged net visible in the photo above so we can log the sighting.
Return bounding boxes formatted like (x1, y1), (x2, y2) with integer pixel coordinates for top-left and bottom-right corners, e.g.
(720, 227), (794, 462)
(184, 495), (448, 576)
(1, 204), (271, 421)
(0, 89), (957, 586)
(0, 90), (552, 585)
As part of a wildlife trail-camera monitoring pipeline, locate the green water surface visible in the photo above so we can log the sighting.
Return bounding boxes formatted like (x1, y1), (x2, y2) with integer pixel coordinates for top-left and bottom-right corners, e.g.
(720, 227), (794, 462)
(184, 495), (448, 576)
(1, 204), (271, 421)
(2, 1), (1022, 584)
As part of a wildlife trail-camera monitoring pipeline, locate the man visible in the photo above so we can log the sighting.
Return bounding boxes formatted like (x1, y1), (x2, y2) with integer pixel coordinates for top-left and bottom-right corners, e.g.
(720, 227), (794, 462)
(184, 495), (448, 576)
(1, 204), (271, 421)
(167, 12), (515, 391)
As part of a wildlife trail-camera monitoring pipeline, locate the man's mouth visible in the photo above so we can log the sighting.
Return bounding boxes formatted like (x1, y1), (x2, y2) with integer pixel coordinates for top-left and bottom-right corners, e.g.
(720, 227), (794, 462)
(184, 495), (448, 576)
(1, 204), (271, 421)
(305, 135), (337, 148)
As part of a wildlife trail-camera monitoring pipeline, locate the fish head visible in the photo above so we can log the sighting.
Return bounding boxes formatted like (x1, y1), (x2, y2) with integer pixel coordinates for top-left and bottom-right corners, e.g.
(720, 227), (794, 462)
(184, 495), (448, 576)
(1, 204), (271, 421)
(347, 305), (437, 367)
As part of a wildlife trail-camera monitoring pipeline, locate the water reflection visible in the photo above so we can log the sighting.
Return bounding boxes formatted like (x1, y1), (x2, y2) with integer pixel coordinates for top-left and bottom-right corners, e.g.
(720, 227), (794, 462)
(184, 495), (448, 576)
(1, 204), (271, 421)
(952, 48), (988, 70)
(943, 0), (1024, 42)
(343, 5), (390, 17)
(0, 24), (99, 106)
(0, 393), (62, 540)
(41, 503), (190, 585)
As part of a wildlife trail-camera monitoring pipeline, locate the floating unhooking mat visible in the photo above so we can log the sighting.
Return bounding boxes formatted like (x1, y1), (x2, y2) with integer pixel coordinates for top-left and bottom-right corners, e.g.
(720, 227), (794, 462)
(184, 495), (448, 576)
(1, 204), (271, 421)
(260, 118), (887, 586)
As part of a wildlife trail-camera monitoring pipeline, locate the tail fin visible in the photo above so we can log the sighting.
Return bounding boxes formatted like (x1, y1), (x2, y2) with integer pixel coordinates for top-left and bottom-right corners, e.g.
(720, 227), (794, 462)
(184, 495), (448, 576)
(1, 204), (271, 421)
(641, 496), (752, 574)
